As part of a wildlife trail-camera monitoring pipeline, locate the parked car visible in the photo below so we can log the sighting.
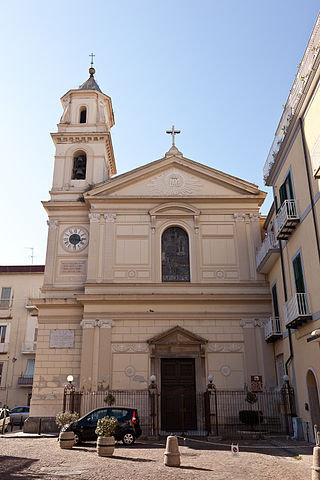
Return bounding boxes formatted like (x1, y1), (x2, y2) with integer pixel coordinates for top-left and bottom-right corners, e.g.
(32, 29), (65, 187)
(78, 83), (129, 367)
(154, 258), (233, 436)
(0, 409), (10, 432)
(9, 406), (30, 425)
(61, 407), (142, 446)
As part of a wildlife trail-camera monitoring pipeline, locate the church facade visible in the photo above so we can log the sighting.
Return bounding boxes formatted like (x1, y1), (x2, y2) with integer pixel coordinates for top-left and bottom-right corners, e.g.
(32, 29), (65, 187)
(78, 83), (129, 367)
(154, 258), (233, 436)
(29, 67), (276, 432)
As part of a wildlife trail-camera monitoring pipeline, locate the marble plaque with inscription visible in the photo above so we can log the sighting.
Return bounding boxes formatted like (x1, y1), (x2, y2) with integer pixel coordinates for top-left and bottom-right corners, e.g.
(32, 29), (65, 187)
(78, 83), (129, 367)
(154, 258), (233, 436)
(60, 261), (85, 274)
(50, 329), (75, 348)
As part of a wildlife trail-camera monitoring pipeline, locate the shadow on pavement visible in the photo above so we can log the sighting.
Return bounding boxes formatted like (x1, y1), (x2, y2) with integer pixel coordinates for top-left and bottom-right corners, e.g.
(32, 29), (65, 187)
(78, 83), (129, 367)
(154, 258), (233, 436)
(0, 456), (42, 480)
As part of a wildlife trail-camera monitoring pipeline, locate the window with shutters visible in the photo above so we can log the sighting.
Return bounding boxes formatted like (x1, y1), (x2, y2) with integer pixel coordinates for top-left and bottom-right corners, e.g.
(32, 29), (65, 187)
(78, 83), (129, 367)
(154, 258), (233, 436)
(272, 283), (280, 317)
(0, 326), (7, 344)
(0, 288), (11, 308)
(279, 172), (294, 207)
(292, 252), (306, 293)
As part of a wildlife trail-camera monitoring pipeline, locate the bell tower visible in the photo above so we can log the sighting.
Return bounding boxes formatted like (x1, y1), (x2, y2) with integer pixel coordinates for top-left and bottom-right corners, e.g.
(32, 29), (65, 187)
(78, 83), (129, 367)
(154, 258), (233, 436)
(50, 66), (116, 201)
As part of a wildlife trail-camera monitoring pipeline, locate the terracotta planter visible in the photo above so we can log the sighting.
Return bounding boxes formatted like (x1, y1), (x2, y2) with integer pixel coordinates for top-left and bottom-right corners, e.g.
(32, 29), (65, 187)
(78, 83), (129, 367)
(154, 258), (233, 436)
(97, 436), (115, 456)
(59, 431), (75, 449)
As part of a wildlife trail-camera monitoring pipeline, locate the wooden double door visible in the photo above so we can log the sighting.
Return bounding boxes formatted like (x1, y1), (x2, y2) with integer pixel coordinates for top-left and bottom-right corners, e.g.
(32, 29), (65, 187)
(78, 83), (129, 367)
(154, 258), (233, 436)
(161, 358), (197, 431)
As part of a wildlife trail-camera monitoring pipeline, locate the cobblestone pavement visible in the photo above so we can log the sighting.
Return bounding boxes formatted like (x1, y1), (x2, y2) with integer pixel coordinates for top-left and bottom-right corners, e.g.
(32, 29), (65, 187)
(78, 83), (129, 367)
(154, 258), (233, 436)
(0, 436), (314, 479)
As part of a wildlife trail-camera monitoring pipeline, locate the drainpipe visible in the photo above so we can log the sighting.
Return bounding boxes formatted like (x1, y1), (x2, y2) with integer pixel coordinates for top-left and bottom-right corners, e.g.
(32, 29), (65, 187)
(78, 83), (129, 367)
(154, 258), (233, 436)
(273, 192), (294, 390)
(299, 117), (320, 263)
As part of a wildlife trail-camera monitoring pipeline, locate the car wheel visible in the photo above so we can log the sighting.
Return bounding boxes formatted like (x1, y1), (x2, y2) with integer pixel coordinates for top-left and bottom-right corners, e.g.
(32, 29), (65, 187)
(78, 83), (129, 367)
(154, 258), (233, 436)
(73, 433), (81, 445)
(122, 432), (135, 446)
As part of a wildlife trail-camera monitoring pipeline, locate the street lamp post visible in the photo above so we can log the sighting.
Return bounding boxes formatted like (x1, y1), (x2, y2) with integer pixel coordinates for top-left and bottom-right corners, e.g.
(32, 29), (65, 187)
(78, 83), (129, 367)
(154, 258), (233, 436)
(148, 375), (158, 437)
(63, 375), (75, 412)
(206, 375), (218, 436)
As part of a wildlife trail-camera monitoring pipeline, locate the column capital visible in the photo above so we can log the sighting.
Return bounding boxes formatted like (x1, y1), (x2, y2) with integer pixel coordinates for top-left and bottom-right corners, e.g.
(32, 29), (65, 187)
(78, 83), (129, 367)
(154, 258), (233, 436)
(89, 213), (101, 223)
(233, 213), (246, 222)
(240, 318), (256, 328)
(104, 213), (116, 223)
(249, 213), (260, 222)
(47, 219), (59, 230)
(80, 319), (96, 329)
(97, 319), (114, 329)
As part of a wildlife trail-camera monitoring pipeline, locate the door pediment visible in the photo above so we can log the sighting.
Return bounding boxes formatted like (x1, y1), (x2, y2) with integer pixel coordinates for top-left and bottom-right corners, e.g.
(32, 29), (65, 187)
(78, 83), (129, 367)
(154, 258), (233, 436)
(147, 325), (208, 346)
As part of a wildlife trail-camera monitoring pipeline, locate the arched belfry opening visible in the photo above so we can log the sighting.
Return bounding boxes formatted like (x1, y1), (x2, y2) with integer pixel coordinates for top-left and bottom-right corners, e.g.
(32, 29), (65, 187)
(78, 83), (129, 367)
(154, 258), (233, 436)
(79, 107), (87, 123)
(161, 226), (190, 282)
(72, 151), (87, 180)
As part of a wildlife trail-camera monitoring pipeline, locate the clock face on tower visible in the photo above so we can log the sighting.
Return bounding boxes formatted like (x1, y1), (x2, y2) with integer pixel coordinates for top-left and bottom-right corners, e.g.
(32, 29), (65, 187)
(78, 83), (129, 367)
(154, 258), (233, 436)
(62, 227), (89, 252)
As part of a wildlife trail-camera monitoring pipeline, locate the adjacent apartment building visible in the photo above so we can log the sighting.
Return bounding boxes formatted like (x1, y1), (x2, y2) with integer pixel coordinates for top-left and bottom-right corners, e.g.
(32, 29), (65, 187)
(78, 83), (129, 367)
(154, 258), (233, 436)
(0, 266), (44, 409)
(257, 13), (320, 441)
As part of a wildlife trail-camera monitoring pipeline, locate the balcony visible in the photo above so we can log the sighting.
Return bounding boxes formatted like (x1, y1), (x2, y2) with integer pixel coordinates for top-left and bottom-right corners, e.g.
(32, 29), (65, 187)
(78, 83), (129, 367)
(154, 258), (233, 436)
(264, 317), (282, 342)
(17, 376), (33, 386)
(284, 293), (312, 328)
(256, 233), (280, 273)
(0, 342), (8, 353)
(21, 342), (37, 354)
(275, 200), (299, 240)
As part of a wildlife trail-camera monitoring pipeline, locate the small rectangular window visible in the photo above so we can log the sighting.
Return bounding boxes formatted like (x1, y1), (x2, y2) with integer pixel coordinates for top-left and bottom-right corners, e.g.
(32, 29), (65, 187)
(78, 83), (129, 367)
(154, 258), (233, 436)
(0, 326), (6, 344)
(33, 328), (38, 342)
(0, 363), (3, 384)
(0, 288), (11, 308)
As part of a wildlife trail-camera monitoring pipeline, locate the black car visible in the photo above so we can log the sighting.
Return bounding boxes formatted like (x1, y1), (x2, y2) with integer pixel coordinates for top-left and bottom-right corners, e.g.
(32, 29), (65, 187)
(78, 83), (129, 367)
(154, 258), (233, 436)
(62, 407), (142, 446)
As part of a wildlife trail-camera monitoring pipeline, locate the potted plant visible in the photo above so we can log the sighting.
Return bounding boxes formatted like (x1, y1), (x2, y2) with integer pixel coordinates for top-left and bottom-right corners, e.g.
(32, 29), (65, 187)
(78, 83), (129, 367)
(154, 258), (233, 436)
(56, 411), (79, 449)
(95, 416), (118, 457)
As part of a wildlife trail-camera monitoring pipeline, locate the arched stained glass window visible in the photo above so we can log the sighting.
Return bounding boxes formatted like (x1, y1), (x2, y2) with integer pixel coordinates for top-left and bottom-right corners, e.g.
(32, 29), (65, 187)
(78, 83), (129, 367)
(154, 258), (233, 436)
(161, 227), (190, 282)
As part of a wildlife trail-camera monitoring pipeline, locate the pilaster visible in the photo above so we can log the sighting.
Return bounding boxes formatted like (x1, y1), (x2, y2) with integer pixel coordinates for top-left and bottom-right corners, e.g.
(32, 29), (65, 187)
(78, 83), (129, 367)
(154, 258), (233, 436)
(44, 220), (59, 286)
(103, 213), (116, 281)
(86, 213), (101, 282)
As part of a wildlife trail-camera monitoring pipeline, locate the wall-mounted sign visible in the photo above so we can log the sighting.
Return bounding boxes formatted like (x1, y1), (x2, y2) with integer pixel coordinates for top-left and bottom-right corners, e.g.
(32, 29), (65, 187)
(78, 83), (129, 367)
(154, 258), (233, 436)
(50, 329), (75, 348)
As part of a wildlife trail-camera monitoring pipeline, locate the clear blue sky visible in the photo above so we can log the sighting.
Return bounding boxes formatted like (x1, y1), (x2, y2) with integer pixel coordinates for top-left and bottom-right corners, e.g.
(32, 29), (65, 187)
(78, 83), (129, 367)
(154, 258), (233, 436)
(0, 1), (319, 265)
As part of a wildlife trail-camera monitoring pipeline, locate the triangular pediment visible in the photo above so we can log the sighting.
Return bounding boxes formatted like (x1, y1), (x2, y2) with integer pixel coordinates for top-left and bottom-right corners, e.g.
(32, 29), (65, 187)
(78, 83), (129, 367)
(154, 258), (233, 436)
(147, 325), (208, 345)
(85, 155), (266, 203)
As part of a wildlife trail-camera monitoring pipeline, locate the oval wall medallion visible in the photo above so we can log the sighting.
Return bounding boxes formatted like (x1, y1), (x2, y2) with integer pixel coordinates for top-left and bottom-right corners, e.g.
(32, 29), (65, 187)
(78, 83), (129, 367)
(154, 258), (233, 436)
(221, 365), (231, 377)
(125, 366), (136, 377)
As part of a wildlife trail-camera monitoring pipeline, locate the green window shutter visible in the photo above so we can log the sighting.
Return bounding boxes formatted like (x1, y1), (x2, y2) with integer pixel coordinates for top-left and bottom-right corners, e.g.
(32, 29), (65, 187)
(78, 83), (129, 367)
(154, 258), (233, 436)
(279, 183), (287, 205)
(286, 174), (294, 199)
(292, 254), (305, 293)
(272, 284), (279, 317)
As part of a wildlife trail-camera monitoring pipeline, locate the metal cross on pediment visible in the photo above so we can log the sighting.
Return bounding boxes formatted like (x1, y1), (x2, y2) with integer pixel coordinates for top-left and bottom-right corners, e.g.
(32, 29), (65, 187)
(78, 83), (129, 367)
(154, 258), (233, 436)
(89, 53), (95, 67)
(166, 125), (181, 146)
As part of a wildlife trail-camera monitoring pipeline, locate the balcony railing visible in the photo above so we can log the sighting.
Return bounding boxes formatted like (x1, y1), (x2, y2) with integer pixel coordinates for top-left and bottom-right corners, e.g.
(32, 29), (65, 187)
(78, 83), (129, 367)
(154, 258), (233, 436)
(284, 293), (312, 328)
(256, 233), (280, 273)
(21, 342), (37, 354)
(264, 317), (282, 342)
(0, 343), (8, 353)
(275, 200), (299, 240)
(17, 376), (33, 386)
(263, 15), (320, 185)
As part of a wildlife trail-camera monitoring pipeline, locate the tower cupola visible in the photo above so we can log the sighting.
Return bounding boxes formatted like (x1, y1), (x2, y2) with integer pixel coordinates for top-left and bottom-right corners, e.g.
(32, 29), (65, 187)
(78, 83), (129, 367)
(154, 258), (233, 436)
(50, 64), (116, 200)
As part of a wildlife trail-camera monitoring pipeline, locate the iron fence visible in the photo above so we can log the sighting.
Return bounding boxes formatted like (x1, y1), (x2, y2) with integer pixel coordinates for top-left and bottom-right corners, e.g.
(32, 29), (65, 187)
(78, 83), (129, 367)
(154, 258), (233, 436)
(63, 387), (294, 438)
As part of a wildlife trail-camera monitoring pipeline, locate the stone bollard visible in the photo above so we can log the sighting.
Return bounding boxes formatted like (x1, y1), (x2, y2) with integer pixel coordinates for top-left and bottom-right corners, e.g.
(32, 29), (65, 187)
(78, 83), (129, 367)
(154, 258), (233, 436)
(164, 435), (181, 467)
(312, 446), (320, 480)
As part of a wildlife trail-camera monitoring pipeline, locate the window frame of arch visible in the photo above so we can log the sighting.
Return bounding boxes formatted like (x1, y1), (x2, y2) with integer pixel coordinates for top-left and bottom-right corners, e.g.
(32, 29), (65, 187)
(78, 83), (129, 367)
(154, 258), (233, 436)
(72, 151), (87, 180)
(79, 106), (87, 124)
(161, 226), (190, 282)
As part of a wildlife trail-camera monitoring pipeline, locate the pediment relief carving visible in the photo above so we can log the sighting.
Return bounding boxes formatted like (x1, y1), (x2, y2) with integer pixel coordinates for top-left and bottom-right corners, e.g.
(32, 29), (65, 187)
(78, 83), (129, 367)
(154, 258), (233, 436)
(147, 325), (208, 346)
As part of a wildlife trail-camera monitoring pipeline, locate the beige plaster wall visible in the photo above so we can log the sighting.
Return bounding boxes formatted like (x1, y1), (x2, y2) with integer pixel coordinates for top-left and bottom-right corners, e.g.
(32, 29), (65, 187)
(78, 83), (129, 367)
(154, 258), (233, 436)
(0, 271), (43, 408)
